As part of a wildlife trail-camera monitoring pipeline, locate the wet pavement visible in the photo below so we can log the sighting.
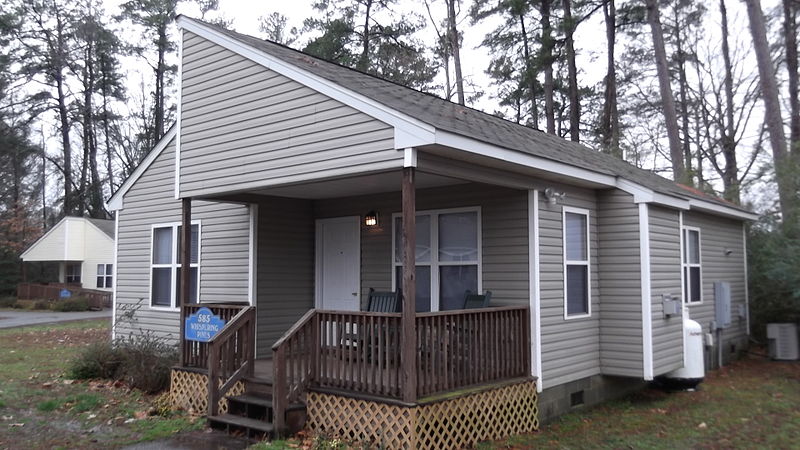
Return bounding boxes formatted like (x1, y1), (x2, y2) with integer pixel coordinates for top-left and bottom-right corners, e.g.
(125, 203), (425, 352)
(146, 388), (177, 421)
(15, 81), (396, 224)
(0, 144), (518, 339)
(0, 309), (112, 328)
(121, 429), (254, 450)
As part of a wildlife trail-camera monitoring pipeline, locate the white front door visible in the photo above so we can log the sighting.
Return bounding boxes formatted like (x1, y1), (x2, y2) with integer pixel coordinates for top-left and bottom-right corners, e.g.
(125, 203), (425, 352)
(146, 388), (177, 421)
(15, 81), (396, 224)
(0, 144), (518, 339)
(316, 216), (360, 311)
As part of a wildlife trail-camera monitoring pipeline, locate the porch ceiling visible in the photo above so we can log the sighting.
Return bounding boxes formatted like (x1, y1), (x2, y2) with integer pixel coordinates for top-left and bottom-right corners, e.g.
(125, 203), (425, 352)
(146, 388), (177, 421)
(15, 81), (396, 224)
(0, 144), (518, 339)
(249, 171), (466, 199)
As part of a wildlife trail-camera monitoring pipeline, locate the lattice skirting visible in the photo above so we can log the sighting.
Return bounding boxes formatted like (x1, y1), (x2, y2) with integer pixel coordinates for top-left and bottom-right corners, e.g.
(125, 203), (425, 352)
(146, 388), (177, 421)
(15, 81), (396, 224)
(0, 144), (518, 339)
(307, 380), (538, 449)
(169, 368), (244, 415)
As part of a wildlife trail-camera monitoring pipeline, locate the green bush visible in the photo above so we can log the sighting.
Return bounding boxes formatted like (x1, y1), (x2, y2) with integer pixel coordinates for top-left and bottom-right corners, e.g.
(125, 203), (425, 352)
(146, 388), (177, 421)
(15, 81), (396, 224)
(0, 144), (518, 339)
(116, 332), (178, 394)
(51, 297), (89, 312)
(748, 219), (800, 341)
(68, 341), (125, 380)
(0, 297), (15, 308)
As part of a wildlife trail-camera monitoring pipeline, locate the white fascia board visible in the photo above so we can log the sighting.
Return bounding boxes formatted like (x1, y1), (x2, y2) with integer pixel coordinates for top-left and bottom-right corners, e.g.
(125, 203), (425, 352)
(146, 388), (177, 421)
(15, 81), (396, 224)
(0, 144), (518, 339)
(639, 203), (654, 380)
(688, 199), (759, 221)
(616, 178), (690, 210)
(176, 16), (436, 149)
(174, 29), (184, 200)
(434, 130), (618, 187)
(106, 126), (177, 211)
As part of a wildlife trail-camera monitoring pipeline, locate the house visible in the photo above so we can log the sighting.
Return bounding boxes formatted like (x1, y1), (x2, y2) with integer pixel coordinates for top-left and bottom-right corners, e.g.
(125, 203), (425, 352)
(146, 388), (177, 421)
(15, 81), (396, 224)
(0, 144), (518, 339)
(20, 216), (115, 292)
(107, 16), (757, 447)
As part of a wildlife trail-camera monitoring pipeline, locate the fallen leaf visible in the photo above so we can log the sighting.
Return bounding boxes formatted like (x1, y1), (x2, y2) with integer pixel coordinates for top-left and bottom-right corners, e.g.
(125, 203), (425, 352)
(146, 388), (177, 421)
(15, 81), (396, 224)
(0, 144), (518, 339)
(87, 414), (97, 419)
(124, 418), (135, 424)
(41, 382), (53, 389)
(697, 422), (707, 429)
(1, 416), (12, 421)
(134, 411), (147, 419)
(8, 423), (24, 428)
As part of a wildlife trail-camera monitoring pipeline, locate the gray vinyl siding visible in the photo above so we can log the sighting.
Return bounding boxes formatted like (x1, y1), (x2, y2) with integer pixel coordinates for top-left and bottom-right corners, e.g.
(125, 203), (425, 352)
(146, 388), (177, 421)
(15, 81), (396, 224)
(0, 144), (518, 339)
(255, 197), (315, 358)
(313, 183), (529, 307)
(115, 137), (251, 342)
(596, 190), (643, 377)
(682, 212), (748, 363)
(179, 31), (401, 198)
(649, 205), (684, 375)
(538, 185), (600, 387)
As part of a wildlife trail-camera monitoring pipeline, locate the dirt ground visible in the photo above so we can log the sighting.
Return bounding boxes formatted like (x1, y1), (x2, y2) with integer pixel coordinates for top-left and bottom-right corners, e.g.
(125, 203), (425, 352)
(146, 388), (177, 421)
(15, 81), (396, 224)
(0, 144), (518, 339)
(0, 320), (202, 450)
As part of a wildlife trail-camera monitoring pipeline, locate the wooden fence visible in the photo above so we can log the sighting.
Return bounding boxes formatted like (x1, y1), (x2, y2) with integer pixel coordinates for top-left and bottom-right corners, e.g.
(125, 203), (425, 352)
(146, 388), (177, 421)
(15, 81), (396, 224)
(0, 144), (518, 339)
(16, 282), (112, 309)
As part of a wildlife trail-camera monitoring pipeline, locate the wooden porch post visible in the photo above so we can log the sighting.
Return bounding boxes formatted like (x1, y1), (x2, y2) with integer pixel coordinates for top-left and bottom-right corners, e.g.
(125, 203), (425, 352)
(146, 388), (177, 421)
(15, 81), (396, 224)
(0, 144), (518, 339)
(180, 198), (192, 365)
(401, 167), (417, 403)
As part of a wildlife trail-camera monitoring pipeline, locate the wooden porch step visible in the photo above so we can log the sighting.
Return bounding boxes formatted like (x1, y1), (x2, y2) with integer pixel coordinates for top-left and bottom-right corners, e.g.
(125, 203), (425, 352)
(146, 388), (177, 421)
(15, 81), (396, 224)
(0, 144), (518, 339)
(208, 413), (274, 434)
(228, 394), (272, 408)
(244, 376), (273, 396)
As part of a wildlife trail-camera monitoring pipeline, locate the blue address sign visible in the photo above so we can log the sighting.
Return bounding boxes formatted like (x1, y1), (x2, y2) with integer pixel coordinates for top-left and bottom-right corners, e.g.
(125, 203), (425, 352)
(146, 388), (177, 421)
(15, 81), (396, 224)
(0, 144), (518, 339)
(185, 307), (226, 342)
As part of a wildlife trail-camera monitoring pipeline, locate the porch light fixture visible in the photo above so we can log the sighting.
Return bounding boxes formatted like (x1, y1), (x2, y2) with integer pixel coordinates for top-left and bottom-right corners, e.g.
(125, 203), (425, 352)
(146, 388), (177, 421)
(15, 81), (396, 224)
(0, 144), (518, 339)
(544, 187), (566, 205)
(364, 210), (379, 227)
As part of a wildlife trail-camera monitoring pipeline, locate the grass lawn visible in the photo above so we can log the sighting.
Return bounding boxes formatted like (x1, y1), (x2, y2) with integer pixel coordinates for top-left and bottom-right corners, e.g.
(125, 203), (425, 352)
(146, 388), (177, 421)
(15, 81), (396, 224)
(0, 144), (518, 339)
(252, 352), (799, 449)
(484, 352), (800, 449)
(0, 319), (202, 449)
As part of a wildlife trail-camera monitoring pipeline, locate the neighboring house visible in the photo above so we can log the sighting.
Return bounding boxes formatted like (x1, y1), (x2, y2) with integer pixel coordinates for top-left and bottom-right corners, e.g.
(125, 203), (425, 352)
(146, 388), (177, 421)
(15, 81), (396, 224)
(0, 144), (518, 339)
(21, 216), (116, 292)
(107, 16), (757, 444)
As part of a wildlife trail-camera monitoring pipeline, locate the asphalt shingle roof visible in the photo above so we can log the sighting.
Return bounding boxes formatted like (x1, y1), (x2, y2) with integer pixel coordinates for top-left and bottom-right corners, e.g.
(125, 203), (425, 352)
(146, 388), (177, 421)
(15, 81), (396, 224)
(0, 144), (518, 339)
(87, 218), (115, 239)
(188, 17), (751, 214)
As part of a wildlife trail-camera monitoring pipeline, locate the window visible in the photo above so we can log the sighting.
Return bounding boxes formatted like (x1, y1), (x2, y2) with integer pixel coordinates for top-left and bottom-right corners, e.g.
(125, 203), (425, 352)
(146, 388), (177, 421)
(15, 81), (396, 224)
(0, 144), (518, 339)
(563, 208), (590, 318)
(682, 227), (702, 303)
(65, 263), (81, 284)
(392, 208), (480, 312)
(150, 223), (199, 308)
(96, 264), (113, 288)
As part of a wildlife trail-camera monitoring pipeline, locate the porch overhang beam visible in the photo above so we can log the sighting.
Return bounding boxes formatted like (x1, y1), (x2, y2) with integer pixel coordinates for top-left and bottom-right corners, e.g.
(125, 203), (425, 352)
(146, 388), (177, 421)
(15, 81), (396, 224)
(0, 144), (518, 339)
(401, 167), (417, 403)
(179, 198), (192, 364)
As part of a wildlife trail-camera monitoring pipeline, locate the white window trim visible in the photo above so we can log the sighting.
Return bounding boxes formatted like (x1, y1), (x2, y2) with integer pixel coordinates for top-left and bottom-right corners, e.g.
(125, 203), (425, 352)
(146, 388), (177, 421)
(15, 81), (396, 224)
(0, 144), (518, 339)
(682, 226), (703, 305)
(562, 206), (591, 320)
(149, 221), (202, 311)
(96, 264), (113, 289)
(391, 206), (482, 312)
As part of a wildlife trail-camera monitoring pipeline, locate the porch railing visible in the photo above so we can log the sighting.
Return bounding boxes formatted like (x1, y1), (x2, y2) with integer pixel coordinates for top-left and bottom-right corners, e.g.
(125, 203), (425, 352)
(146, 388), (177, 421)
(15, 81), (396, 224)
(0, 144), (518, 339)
(270, 306), (530, 431)
(181, 303), (250, 368)
(415, 306), (530, 398)
(207, 306), (256, 416)
(17, 282), (112, 309)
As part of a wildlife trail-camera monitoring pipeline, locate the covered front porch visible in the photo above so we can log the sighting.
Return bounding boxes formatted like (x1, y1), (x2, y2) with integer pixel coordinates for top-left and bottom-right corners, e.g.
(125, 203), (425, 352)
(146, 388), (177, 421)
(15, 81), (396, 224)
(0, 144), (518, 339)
(170, 165), (539, 447)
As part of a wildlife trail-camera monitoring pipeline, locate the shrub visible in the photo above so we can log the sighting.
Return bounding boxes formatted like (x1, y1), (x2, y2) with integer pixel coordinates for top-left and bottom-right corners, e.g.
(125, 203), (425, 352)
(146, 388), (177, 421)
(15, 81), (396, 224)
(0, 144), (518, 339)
(0, 297), (15, 308)
(116, 332), (178, 394)
(748, 219), (800, 341)
(51, 297), (89, 312)
(68, 341), (125, 380)
(32, 300), (50, 310)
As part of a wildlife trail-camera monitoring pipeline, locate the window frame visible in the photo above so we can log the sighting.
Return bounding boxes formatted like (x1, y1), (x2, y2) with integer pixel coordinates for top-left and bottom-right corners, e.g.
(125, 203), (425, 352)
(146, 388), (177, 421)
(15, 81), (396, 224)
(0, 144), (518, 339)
(391, 206), (482, 312)
(681, 226), (703, 304)
(65, 262), (82, 284)
(562, 206), (592, 320)
(149, 221), (202, 310)
(96, 263), (113, 289)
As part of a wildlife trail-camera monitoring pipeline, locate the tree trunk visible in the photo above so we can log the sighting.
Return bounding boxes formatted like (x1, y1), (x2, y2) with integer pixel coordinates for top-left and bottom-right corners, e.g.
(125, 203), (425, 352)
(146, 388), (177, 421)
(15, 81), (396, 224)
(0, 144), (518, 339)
(154, 24), (167, 142)
(784, 0), (800, 147)
(719, 0), (740, 203)
(601, 0), (621, 158)
(541, 0), (555, 134)
(744, 0), (794, 222)
(447, 0), (465, 105)
(101, 55), (115, 194)
(359, 0), (372, 73)
(562, 0), (579, 142)
(645, 0), (687, 183)
(520, 14), (538, 129)
(55, 74), (73, 216)
(673, 6), (693, 180)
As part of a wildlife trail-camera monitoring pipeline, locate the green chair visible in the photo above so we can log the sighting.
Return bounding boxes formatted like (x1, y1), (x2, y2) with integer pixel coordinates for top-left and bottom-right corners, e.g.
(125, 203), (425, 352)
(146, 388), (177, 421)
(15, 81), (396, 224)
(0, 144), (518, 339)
(463, 290), (492, 309)
(366, 288), (401, 312)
